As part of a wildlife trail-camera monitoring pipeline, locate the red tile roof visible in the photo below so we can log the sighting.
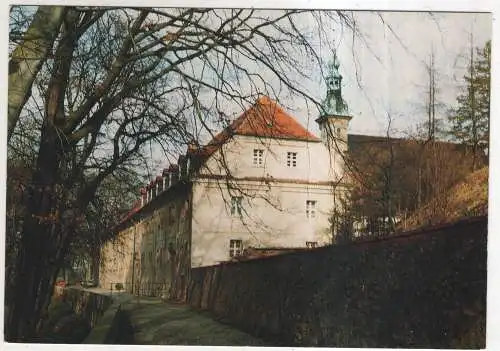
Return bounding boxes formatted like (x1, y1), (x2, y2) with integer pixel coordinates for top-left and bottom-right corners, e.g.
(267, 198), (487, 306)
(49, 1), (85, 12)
(189, 96), (320, 161)
(233, 96), (319, 141)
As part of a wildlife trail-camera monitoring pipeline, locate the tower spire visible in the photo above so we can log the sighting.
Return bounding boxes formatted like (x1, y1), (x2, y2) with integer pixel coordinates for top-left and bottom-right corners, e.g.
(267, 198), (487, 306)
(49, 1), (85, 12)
(315, 51), (352, 169)
(321, 51), (349, 116)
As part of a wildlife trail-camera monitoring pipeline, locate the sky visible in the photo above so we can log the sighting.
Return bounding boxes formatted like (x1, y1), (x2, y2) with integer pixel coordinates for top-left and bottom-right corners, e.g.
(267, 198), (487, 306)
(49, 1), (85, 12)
(172, 9), (493, 144)
(288, 11), (492, 138)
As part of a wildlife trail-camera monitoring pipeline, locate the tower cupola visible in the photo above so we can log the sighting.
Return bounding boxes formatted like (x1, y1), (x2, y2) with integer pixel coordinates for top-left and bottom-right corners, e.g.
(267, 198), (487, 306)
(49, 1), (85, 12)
(316, 52), (352, 179)
(316, 52), (352, 146)
(321, 52), (349, 117)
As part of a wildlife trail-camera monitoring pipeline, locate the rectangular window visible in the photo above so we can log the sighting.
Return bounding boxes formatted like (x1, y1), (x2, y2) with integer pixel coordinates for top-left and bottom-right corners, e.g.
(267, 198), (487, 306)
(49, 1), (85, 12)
(231, 196), (243, 216)
(306, 200), (317, 219)
(229, 239), (243, 257)
(306, 241), (318, 249)
(253, 149), (264, 167)
(287, 152), (297, 167)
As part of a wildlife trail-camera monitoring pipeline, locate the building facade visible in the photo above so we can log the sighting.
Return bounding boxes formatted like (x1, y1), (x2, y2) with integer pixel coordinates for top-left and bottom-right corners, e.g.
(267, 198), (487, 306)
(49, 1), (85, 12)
(100, 54), (352, 296)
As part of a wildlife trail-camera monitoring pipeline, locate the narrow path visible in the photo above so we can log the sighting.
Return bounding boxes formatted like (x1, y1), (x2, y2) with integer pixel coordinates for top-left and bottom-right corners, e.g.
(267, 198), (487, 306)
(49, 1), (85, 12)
(124, 297), (267, 346)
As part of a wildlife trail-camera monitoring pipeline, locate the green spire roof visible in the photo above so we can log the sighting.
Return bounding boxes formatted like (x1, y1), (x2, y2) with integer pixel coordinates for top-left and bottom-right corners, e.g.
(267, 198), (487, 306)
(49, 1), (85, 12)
(321, 52), (349, 116)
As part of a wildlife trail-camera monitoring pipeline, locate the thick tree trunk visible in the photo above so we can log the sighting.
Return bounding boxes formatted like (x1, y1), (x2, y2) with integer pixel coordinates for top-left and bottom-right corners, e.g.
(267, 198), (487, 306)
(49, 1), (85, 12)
(6, 10), (82, 339)
(8, 6), (66, 141)
(5, 114), (64, 340)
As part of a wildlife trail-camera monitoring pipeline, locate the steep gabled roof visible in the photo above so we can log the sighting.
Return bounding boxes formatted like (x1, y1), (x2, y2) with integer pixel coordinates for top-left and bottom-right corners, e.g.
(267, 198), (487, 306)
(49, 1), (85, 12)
(189, 96), (320, 161)
(232, 96), (320, 141)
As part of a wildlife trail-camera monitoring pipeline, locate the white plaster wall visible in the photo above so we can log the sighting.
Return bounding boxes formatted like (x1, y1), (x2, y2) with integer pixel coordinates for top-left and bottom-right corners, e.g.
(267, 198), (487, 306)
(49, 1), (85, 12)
(200, 135), (346, 182)
(190, 178), (348, 267)
(318, 118), (350, 156)
(190, 132), (350, 267)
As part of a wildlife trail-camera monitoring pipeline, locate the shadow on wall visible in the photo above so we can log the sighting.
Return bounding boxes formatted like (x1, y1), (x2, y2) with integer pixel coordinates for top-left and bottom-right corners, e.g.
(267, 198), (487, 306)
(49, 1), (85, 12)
(179, 216), (487, 348)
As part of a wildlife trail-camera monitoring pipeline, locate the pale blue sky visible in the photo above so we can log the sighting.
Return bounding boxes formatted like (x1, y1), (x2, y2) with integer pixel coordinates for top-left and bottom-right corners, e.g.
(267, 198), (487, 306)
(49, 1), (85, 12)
(288, 11), (492, 138)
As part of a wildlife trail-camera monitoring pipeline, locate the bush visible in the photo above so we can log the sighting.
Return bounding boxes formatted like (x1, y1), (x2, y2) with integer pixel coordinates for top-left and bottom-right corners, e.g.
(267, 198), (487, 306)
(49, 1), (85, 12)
(115, 283), (124, 291)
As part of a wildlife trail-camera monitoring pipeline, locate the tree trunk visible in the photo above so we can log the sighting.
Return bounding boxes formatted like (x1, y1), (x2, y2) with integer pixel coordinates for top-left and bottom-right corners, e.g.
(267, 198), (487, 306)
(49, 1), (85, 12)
(8, 6), (66, 141)
(5, 10), (83, 339)
(5, 112), (65, 340)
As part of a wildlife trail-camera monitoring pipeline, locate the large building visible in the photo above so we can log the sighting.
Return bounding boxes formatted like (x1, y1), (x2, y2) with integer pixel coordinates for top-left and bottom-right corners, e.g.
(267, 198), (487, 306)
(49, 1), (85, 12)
(99, 55), (352, 297)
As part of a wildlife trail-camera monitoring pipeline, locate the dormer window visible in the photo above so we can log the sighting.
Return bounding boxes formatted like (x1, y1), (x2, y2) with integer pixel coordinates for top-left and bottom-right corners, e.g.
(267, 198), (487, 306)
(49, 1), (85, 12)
(253, 149), (264, 167)
(287, 152), (297, 167)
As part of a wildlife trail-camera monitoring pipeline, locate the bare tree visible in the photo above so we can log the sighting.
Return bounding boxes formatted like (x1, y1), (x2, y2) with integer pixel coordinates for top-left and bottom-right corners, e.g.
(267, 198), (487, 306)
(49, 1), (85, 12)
(8, 6), (66, 141)
(6, 6), (358, 340)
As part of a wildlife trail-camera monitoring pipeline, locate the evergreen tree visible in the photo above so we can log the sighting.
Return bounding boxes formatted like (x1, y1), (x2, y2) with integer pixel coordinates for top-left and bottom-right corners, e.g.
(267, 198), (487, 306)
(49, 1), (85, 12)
(449, 40), (490, 170)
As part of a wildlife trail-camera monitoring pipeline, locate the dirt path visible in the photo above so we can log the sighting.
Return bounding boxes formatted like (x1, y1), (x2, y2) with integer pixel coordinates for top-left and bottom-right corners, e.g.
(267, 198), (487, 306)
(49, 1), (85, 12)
(125, 298), (267, 346)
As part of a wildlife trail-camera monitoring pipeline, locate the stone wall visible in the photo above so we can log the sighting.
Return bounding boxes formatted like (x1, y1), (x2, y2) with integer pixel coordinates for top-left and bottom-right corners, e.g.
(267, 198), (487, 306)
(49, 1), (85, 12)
(182, 216), (487, 348)
(63, 288), (114, 329)
(100, 182), (192, 300)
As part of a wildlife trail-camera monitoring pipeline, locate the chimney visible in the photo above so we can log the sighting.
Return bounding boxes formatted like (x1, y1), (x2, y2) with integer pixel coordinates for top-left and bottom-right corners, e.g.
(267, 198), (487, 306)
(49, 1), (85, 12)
(156, 175), (163, 193)
(169, 164), (179, 185)
(140, 187), (147, 207)
(150, 180), (156, 199)
(146, 184), (151, 203)
(178, 155), (186, 179)
(162, 168), (170, 190)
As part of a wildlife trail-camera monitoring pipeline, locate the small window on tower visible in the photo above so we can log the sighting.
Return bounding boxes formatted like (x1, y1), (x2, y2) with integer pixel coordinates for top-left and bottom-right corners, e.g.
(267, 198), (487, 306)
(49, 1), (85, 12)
(287, 152), (297, 167)
(229, 239), (243, 258)
(253, 149), (264, 167)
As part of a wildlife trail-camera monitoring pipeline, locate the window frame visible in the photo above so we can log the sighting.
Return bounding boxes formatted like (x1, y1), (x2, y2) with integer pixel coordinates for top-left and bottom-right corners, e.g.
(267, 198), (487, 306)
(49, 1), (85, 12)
(229, 239), (243, 258)
(306, 200), (317, 219)
(286, 151), (297, 167)
(253, 149), (264, 167)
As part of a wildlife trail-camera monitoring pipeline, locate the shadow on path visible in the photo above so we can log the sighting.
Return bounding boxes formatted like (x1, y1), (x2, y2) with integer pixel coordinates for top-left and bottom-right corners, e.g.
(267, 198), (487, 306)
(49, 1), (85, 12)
(125, 298), (267, 346)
